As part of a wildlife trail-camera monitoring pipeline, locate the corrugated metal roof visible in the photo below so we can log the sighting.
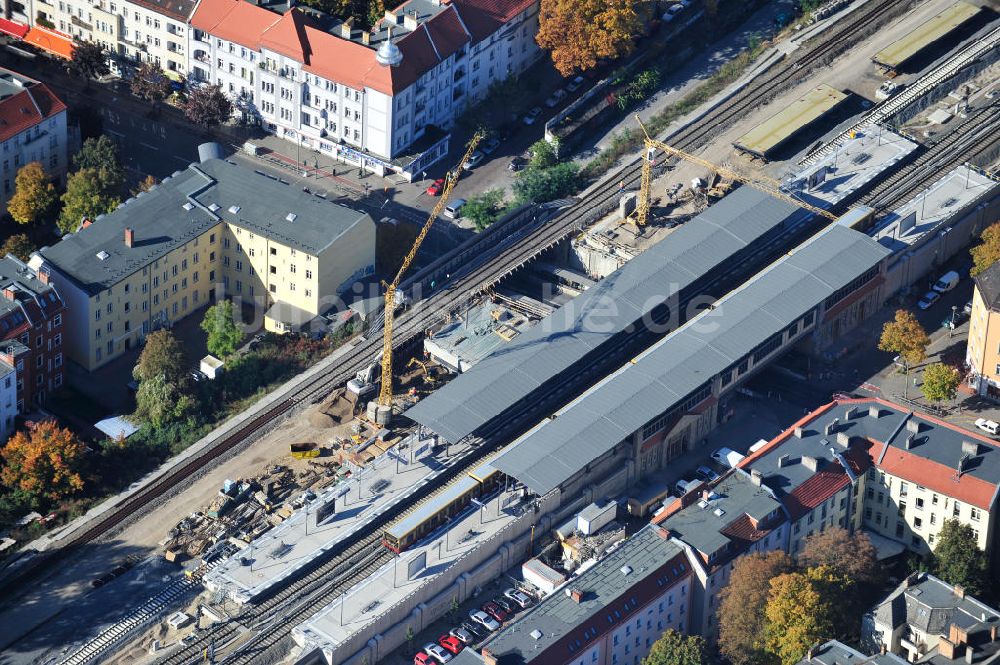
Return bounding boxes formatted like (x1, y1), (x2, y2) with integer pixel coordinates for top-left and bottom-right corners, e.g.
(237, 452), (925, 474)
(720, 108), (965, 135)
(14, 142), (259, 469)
(405, 187), (808, 443)
(493, 225), (891, 496)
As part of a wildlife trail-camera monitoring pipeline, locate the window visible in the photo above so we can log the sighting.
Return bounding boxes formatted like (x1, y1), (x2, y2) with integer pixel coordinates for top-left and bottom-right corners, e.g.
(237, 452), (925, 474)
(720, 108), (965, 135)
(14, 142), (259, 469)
(305, 269), (313, 279)
(970, 508), (981, 521)
(270, 266), (277, 274)
(915, 497), (924, 509)
(914, 517), (922, 529)
(953, 502), (961, 518)
(270, 247), (277, 255)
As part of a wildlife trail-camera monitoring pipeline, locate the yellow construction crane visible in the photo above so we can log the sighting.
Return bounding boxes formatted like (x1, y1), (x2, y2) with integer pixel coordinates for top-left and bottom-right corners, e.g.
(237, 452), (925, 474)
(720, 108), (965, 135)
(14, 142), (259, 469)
(633, 115), (838, 226)
(373, 133), (483, 422)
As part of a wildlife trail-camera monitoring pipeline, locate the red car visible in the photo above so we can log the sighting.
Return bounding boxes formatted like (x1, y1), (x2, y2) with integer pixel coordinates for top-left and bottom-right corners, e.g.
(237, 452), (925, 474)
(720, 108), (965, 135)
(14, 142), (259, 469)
(482, 600), (508, 623)
(414, 652), (433, 665)
(439, 635), (464, 655)
(426, 178), (445, 196)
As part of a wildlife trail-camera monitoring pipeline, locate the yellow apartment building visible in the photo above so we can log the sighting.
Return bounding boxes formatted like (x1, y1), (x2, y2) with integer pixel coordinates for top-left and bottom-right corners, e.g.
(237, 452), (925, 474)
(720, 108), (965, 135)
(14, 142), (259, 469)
(30, 144), (375, 370)
(967, 261), (1000, 401)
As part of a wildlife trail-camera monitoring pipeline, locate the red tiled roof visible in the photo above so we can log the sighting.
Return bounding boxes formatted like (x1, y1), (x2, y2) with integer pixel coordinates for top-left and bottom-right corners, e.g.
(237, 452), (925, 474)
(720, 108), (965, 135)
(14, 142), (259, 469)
(24, 26), (74, 59)
(260, 9), (311, 62)
(879, 445), (996, 510)
(719, 513), (771, 543)
(190, 0), (282, 50)
(784, 467), (851, 520)
(424, 5), (471, 60)
(451, 0), (535, 43)
(0, 18), (29, 39)
(0, 81), (67, 143)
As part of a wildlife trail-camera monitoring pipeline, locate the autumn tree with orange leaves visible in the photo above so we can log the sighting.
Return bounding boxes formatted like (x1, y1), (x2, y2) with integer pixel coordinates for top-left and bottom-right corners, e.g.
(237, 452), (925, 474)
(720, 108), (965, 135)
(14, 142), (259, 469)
(536, 0), (643, 77)
(1, 421), (86, 502)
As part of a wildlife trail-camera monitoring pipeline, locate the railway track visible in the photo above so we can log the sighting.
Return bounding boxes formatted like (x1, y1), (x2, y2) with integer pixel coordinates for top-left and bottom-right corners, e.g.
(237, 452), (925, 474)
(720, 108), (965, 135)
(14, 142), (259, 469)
(47, 3), (930, 662)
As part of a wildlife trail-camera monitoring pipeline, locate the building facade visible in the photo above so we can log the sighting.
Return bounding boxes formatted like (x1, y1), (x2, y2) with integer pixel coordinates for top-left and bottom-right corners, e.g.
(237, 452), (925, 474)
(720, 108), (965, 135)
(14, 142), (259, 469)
(0, 67), (68, 212)
(188, 0), (540, 178)
(30, 0), (194, 76)
(966, 262), (1000, 401)
(0, 256), (66, 409)
(0, 360), (16, 440)
(31, 145), (375, 370)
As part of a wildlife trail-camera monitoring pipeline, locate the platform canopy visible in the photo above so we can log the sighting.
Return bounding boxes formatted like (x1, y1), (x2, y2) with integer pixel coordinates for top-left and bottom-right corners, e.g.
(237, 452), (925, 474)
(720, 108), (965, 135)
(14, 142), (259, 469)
(734, 84), (847, 160)
(872, 0), (980, 71)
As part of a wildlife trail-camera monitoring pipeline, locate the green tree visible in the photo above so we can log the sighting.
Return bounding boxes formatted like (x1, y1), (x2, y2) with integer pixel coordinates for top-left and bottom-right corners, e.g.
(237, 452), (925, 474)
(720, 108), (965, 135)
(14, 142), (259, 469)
(201, 300), (245, 358)
(718, 551), (795, 665)
(513, 162), (580, 204)
(932, 520), (989, 596)
(183, 84), (233, 129)
(133, 330), (197, 428)
(878, 309), (930, 366)
(765, 566), (844, 665)
(529, 139), (558, 169)
(463, 189), (508, 231)
(69, 40), (110, 81)
(129, 62), (173, 105)
(536, 0), (643, 76)
(7, 162), (57, 225)
(643, 629), (707, 665)
(73, 135), (126, 195)
(1, 233), (36, 261)
(971, 221), (1000, 276)
(920, 362), (960, 403)
(58, 168), (121, 233)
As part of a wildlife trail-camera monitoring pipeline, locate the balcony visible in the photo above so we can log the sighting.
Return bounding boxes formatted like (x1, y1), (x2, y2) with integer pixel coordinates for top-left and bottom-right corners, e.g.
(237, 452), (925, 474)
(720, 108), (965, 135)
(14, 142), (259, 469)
(71, 15), (93, 31)
(453, 68), (465, 82)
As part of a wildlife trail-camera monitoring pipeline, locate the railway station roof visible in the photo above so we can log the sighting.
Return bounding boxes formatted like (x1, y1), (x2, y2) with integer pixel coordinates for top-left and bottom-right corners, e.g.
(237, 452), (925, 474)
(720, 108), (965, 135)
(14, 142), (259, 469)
(734, 85), (848, 160)
(872, 1), (980, 70)
(491, 225), (891, 497)
(405, 186), (809, 443)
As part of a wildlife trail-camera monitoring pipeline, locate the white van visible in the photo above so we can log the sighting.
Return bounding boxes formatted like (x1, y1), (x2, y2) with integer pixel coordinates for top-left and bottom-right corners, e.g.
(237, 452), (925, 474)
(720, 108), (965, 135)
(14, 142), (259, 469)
(444, 199), (467, 219)
(932, 270), (960, 293)
(711, 447), (746, 468)
(674, 478), (696, 496)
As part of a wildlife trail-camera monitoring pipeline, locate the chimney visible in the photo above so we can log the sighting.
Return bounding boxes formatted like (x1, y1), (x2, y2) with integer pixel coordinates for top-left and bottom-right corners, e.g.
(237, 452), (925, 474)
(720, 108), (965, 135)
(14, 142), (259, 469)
(750, 469), (763, 486)
(869, 405), (882, 419)
(905, 434), (915, 450)
(567, 588), (583, 603)
(403, 9), (418, 30)
(482, 650), (498, 665)
(362, 30), (371, 45)
(939, 637), (957, 660)
(702, 489), (712, 501)
(836, 432), (850, 447)
(339, 16), (354, 38)
(965, 646), (974, 664)
(961, 441), (981, 456)
(656, 527), (670, 540)
(124, 227), (134, 248)
(37, 269), (50, 285)
(824, 419), (839, 435)
(990, 625), (997, 642)
(778, 454), (790, 468)
(1, 286), (15, 301)
(906, 419), (922, 434)
(794, 426), (804, 438)
(845, 406), (858, 420)
(954, 585), (965, 600)
(802, 456), (819, 472)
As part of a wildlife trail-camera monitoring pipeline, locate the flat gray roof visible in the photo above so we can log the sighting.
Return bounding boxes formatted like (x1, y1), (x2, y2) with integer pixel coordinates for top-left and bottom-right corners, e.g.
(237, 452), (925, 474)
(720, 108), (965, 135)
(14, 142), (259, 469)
(493, 225), (891, 496)
(40, 155), (371, 295)
(481, 525), (689, 663)
(406, 187), (809, 443)
(656, 470), (783, 557)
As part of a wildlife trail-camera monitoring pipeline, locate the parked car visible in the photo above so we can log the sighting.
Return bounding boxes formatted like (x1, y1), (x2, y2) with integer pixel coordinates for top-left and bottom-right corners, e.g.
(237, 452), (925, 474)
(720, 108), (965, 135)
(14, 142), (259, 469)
(438, 635), (464, 655)
(482, 600), (509, 623)
(481, 137), (502, 155)
(917, 291), (940, 310)
(976, 418), (1000, 435)
(674, 478), (696, 496)
(566, 75), (586, 92)
(414, 653), (434, 665)
(662, 3), (684, 21)
(493, 596), (514, 614)
(932, 270), (960, 293)
(450, 626), (475, 644)
(711, 447), (745, 469)
(461, 620), (487, 639)
(504, 588), (533, 609)
(964, 300), (974, 314)
(695, 465), (719, 483)
(423, 643), (453, 664)
(508, 156), (527, 172)
(91, 577), (106, 588)
(426, 178), (446, 196)
(444, 199), (467, 219)
(545, 89), (567, 108)
(469, 610), (500, 632)
(463, 150), (485, 171)
(522, 107), (542, 125)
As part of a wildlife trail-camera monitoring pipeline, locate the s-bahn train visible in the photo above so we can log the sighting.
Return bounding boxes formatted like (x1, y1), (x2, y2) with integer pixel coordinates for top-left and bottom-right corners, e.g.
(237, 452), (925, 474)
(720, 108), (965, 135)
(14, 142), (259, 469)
(382, 462), (501, 553)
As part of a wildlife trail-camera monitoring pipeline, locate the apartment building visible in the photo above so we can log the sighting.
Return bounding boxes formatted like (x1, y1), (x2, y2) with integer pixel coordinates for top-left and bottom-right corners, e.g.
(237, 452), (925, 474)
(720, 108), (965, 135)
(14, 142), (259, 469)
(966, 261), (1000, 401)
(862, 572), (1000, 664)
(31, 0), (194, 75)
(652, 470), (789, 640)
(31, 144), (375, 370)
(743, 398), (1000, 558)
(798, 640), (908, 665)
(0, 67), (68, 211)
(464, 524), (694, 665)
(188, 0), (540, 179)
(0, 256), (66, 409)
(0, 360), (16, 440)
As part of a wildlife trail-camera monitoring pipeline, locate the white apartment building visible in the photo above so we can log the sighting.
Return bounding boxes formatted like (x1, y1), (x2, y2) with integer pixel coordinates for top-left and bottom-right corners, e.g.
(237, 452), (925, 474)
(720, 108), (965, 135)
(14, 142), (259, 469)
(0, 360), (16, 441)
(0, 67), (67, 212)
(31, 0), (194, 76)
(188, 0), (540, 180)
